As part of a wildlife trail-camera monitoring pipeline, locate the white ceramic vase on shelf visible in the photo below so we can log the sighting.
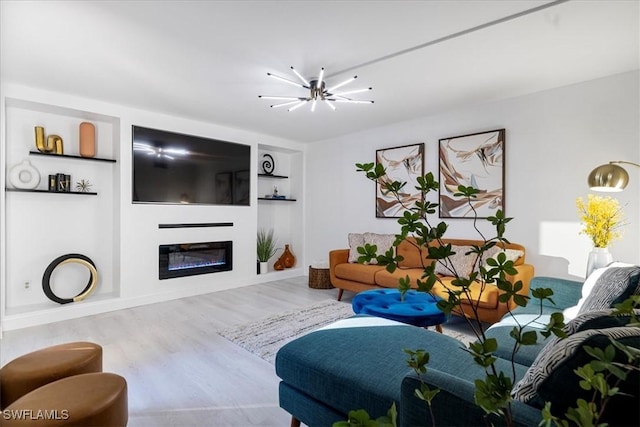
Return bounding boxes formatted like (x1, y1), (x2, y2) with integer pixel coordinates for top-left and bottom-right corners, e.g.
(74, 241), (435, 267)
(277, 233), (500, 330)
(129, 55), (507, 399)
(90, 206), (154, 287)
(586, 247), (613, 278)
(259, 262), (268, 275)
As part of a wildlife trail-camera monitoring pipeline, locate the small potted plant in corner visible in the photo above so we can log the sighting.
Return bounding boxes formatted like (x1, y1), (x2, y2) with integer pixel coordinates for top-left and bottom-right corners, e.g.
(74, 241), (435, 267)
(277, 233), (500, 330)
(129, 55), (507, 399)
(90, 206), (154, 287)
(257, 228), (278, 274)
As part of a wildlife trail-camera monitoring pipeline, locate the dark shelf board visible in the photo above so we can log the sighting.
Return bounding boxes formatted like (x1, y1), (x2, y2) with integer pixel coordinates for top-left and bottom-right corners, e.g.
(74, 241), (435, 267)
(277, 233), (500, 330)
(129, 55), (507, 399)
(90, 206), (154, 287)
(6, 188), (98, 196)
(258, 197), (297, 202)
(258, 173), (288, 179)
(29, 151), (116, 163)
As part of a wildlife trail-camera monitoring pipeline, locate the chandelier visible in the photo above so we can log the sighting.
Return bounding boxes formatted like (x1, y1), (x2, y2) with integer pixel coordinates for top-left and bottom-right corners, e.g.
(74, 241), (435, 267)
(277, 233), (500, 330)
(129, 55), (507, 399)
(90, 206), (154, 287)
(259, 66), (374, 112)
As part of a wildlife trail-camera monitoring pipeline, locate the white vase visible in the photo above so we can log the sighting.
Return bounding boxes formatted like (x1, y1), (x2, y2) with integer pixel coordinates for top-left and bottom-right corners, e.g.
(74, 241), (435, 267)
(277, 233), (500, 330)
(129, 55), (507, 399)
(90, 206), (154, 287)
(586, 247), (613, 278)
(259, 262), (268, 274)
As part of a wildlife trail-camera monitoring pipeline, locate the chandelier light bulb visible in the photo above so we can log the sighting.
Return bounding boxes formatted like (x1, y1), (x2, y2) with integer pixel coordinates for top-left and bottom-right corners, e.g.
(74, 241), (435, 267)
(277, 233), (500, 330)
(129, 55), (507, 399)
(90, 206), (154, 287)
(316, 68), (325, 92)
(271, 100), (304, 109)
(267, 72), (305, 88)
(326, 76), (357, 93)
(290, 67), (309, 86)
(288, 100), (308, 112)
(332, 87), (373, 97)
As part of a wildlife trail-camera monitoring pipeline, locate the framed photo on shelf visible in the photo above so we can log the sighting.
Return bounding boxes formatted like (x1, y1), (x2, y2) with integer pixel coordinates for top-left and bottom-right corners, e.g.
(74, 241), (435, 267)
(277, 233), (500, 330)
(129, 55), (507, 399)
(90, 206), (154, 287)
(375, 143), (424, 218)
(438, 129), (505, 218)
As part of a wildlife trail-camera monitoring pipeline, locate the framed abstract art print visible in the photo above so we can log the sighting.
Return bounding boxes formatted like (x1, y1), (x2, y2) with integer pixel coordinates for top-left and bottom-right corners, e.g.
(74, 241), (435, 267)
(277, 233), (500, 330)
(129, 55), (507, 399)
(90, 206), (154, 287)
(439, 129), (505, 218)
(375, 143), (424, 218)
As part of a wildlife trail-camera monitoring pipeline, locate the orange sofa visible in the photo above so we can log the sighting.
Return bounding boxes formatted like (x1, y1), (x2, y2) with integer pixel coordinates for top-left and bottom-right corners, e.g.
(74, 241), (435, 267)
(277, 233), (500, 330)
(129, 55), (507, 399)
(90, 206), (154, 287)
(329, 237), (534, 324)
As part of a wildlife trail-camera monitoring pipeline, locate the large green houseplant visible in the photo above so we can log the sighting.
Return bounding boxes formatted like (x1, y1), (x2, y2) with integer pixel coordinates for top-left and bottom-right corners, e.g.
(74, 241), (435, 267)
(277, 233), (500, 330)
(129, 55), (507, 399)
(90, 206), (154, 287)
(334, 162), (639, 427)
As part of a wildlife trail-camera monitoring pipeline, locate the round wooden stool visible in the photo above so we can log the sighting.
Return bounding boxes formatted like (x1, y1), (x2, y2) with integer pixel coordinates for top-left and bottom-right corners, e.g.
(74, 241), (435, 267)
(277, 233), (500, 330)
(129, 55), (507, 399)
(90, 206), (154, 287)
(0, 342), (102, 409)
(3, 372), (128, 426)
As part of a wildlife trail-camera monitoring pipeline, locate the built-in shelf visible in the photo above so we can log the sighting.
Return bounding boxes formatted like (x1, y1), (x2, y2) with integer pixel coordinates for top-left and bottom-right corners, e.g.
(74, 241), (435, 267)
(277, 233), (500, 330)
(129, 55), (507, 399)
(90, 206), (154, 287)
(6, 188), (98, 196)
(258, 197), (297, 202)
(258, 173), (288, 179)
(29, 150), (116, 163)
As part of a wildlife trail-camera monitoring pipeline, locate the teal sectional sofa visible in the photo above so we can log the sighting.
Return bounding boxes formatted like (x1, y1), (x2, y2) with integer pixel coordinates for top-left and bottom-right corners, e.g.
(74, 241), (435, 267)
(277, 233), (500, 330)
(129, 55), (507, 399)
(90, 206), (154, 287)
(275, 267), (640, 427)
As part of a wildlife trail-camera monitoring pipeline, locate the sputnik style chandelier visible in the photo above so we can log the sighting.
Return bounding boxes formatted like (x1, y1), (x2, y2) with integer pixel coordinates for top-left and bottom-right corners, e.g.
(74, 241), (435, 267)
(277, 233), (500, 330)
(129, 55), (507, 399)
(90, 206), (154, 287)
(259, 66), (374, 112)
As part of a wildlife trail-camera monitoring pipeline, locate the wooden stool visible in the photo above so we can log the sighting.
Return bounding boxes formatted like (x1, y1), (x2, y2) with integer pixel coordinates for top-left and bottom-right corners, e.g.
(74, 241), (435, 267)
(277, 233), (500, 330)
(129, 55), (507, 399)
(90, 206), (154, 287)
(3, 372), (128, 426)
(0, 342), (102, 409)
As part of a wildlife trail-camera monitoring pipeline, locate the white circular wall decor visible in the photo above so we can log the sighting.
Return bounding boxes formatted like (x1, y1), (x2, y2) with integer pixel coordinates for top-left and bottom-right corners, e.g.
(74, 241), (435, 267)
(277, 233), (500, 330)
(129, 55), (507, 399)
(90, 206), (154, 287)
(9, 159), (41, 189)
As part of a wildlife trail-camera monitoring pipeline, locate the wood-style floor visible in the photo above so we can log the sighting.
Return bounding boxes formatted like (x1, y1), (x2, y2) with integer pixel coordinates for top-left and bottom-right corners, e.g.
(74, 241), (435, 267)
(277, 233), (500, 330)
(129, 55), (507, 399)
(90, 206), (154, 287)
(1, 277), (340, 426)
(0, 277), (474, 426)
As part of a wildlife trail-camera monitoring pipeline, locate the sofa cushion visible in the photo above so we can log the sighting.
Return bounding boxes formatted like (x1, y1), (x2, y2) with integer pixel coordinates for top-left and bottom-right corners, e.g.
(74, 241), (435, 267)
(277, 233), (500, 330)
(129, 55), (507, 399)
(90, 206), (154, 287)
(374, 267), (426, 288)
(334, 263), (385, 285)
(512, 326), (640, 405)
(348, 233), (365, 263)
(363, 233), (396, 264)
(396, 238), (430, 269)
(577, 265), (640, 315)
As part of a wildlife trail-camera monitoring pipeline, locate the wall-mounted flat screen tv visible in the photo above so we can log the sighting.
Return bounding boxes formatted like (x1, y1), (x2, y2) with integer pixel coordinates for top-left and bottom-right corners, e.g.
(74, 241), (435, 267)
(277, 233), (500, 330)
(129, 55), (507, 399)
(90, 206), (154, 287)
(132, 125), (250, 205)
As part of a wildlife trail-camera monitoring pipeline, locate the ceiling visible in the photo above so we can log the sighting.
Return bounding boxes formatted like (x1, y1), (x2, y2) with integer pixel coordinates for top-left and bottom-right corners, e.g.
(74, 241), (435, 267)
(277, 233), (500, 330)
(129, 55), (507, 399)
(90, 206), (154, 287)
(1, 0), (638, 143)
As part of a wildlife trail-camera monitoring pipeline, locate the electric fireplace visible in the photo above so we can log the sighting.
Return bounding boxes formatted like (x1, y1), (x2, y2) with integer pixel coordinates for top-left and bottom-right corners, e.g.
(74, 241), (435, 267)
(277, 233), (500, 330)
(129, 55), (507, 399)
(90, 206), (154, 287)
(159, 241), (232, 279)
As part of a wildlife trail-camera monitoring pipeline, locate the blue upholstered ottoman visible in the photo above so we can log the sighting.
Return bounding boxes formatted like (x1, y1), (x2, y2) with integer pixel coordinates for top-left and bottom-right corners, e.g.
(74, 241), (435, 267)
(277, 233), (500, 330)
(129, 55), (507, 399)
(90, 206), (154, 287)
(352, 289), (447, 332)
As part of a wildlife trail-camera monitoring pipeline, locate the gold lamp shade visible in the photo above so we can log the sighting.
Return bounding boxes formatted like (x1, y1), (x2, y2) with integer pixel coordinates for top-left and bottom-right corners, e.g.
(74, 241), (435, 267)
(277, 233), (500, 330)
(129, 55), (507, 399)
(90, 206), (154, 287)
(588, 162), (630, 192)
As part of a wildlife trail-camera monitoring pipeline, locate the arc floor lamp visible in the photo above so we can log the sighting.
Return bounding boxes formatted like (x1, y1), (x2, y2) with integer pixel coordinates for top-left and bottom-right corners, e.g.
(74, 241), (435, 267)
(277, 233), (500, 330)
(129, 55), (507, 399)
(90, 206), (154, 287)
(588, 161), (640, 192)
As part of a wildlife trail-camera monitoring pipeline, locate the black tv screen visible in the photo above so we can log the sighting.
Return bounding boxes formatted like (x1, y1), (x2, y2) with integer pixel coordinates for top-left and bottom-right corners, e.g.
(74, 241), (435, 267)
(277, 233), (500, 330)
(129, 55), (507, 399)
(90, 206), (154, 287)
(132, 126), (250, 205)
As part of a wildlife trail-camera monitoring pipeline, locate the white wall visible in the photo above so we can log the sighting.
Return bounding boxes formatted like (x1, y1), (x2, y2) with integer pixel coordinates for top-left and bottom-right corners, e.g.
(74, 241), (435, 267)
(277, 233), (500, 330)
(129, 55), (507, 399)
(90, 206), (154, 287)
(304, 71), (640, 281)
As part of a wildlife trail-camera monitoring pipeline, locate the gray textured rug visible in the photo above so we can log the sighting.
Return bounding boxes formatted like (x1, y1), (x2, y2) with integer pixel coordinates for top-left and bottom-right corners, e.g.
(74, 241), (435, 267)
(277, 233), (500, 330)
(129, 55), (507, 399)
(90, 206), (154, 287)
(218, 299), (474, 364)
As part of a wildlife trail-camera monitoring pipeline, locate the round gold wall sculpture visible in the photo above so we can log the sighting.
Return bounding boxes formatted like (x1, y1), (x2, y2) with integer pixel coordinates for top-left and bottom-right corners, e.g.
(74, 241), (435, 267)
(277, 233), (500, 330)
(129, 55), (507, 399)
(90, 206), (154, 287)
(42, 254), (98, 304)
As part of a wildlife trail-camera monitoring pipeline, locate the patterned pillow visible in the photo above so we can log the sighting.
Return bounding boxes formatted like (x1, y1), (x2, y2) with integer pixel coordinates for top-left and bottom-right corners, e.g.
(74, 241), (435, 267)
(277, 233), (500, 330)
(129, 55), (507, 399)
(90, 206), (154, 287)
(577, 266), (640, 315)
(476, 247), (522, 272)
(347, 233), (365, 263)
(565, 308), (640, 335)
(512, 327), (640, 404)
(362, 233), (396, 265)
(563, 262), (634, 321)
(434, 245), (476, 277)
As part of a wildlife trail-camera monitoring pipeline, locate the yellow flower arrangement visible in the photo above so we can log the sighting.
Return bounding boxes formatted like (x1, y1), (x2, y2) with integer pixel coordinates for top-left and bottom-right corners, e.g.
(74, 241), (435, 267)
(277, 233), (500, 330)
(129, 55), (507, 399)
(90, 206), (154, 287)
(576, 194), (626, 248)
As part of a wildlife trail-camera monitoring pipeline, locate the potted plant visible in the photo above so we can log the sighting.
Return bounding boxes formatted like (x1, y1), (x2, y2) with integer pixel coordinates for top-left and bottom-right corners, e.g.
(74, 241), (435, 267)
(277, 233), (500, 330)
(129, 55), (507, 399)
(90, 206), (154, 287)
(257, 228), (278, 274)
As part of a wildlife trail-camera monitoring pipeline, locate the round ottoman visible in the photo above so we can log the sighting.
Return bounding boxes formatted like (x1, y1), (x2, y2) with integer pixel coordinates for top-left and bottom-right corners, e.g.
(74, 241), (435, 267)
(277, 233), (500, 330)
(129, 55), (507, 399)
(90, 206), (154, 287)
(352, 289), (448, 332)
(3, 372), (128, 427)
(0, 342), (102, 409)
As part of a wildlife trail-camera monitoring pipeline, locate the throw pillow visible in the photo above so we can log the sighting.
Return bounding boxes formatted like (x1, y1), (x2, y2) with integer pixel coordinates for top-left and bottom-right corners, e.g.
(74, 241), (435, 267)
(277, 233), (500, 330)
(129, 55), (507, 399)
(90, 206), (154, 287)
(434, 245), (476, 277)
(362, 233), (396, 265)
(512, 326), (640, 405)
(563, 262), (635, 321)
(475, 247), (522, 272)
(577, 265), (640, 315)
(347, 233), (365, 263)
(501, 248), (524, 263)
(564, 308), (640, 335)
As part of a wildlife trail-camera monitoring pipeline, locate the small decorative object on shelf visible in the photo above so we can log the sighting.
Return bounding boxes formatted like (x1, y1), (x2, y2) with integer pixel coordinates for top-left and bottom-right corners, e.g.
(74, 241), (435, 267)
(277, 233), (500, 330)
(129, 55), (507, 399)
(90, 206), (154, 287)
(9, 159), (41, 189)
(56, 173), (71, 192)
(35, 126), (46, 152)
(49, 135), (64, 154)
(47, 173), (71, 192)
(262, 153), (275, 175)
(34, 126), (64, 154)
(79, 121), (96, 158)
(76, 179), (92, 192)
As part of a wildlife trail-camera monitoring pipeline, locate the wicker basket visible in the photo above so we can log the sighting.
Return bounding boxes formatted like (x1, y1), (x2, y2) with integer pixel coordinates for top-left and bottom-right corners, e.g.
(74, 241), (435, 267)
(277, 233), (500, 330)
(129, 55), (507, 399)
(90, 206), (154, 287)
(308, 266), (333, 289)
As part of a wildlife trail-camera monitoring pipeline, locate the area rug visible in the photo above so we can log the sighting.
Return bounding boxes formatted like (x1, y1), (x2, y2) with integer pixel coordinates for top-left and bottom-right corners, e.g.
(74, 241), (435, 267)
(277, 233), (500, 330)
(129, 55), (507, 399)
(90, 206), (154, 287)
(218, 299), (475, 364)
